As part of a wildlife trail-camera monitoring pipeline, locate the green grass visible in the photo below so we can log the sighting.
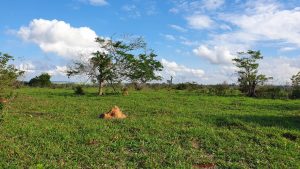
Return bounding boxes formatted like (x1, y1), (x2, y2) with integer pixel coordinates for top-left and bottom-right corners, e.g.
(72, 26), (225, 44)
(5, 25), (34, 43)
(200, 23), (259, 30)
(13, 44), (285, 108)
(0, 87), (299, 168)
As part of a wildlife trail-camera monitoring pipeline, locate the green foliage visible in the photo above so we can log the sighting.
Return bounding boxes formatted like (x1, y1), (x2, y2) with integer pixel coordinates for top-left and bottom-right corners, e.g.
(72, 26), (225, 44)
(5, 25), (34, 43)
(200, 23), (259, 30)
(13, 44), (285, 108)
(233, 50), (272, 97)
(291, 72), (300, 99)
(291, 71), (300, 87)
(0, 52), (24, 97)
(29, 73), (52, 87)
(67, 37), (163, 95)
(73, 86), (85, 95)
(291, 86), (300, 99)
(256, 86), (290, 99)
(0, 88), (299, 168)
(125, 52), (163, 85)
(175, 82), (199, 90)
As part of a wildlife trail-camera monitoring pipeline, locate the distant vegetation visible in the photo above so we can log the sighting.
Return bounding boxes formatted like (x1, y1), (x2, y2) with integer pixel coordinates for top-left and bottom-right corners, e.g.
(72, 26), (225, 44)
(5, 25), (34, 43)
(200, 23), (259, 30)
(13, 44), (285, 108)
(28, 73), (52, 87)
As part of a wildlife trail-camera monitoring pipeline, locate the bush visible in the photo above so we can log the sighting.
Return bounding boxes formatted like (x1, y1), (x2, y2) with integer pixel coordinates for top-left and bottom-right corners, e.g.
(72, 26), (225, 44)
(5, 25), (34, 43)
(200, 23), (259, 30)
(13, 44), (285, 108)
(175, 82), (199, 90)
(256, 86), (290, 99)
(291, 87), (300, 99)
(73, 86), (85, 95)
(29, 73), (51, 87)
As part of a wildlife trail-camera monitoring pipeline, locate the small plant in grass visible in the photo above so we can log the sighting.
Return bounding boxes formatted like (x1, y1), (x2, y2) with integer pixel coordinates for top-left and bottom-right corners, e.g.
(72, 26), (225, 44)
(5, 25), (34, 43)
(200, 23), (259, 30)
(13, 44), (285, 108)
(122, 87), (129, 96)
(73, 86), (85, 95)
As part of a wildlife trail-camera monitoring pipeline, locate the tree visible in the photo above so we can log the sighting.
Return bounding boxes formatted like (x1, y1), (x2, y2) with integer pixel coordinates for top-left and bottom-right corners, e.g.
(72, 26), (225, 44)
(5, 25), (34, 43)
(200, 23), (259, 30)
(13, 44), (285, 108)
(67, 37), (161, 95)
(125, 52), (163, 89)
(0, 52), (24, 98)
(233, 50), (272, 97)
(29, 73), (52, 87)
(291, 71), (300, 87)
(291, 71), (300, 99)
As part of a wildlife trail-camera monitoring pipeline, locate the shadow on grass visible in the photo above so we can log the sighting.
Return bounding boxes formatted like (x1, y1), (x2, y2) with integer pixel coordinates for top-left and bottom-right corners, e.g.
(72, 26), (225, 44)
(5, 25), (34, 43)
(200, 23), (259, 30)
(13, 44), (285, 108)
(46, 91), (122, 98)
(235, 114), (300, 130)
(248, 102), (300, 112)
(216, 114), (300, 130)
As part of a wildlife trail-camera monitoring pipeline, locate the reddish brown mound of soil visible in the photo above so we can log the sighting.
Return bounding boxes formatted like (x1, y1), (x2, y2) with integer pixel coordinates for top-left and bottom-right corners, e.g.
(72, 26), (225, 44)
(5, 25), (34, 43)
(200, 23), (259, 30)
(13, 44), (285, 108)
(99, 106), (127, 119)
(0, 98), (8, 103)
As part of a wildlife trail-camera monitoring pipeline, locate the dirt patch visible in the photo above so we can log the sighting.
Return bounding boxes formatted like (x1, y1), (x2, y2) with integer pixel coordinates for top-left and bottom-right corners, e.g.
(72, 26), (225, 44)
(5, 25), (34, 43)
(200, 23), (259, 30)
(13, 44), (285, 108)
(193, 163), (216, 169)
(191, 139), (200, 149)
(0, 98), (8, 103)
(87, 139), (99, 146)
(99, 106), (127, 119)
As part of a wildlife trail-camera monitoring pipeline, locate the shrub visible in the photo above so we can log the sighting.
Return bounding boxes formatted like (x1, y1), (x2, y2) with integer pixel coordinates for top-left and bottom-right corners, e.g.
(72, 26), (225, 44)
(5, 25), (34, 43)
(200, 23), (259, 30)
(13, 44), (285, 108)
(73, 86), (85, 95)
(175, 82), (199, 90)
(0, 52), (24, 98)
(29, 73), (51, 87)
(291, 87), (300, 99)
(215, 83), (230, 96)
(256, 86), (291, 99)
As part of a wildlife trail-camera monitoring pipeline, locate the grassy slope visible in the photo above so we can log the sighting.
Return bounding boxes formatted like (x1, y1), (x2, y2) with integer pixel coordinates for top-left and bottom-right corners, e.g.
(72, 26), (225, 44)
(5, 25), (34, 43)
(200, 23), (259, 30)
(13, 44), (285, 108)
(0, 88), (299, 168)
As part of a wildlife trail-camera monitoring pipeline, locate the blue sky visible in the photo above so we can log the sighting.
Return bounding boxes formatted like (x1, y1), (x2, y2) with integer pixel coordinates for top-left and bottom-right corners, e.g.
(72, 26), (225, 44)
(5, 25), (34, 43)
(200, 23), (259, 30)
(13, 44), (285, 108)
(1, 0), (300, 84)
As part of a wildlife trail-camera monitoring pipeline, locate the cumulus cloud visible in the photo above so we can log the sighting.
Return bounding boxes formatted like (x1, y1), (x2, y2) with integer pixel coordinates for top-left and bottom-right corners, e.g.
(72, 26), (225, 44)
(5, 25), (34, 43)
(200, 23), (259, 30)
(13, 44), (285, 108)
(18, 19), (99, 60)
(17, 62), (36, 73)
(259, 57), (300, 85)
(186, 15), (215, 29)
(222, 2), (300, 47)
(193, 45), (235, 64)
(161, 59), (205, 83)
(47, 65), (68, 76)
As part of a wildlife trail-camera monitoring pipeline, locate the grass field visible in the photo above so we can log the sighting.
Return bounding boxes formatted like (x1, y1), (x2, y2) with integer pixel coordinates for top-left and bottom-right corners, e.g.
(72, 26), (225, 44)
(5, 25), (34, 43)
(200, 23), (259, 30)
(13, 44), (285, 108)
(0, 88), (299, 168)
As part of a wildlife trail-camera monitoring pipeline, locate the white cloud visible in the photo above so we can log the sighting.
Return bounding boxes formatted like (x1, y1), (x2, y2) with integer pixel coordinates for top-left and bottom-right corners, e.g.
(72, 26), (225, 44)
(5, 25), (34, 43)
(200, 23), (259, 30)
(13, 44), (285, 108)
(122, 4), (137, 11)
(47, 66), (68, 76)
(179, 36), (199, 46)
(223, 2), (300, 47)
(18, 19), (99, 60)
(88, 0), (108, 6)
(202, 0), (225, 10)
(17, 62), (36, 73)
(279, 47), (297, 52)
(121, 4), (141, 18)
(163, 34), (176, 41)
(161, 59), (205, 83)
(193, 45), (235, 64)
(260, 57), (300, 85)
(169, 24), (188, 32)
(186, 15), (215, 29)
(169, 0), (224, 14)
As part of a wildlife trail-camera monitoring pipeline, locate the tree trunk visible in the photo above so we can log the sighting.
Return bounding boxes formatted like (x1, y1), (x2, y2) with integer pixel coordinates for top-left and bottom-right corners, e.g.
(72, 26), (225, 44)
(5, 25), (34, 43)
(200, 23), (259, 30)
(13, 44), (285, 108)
(98, 81), (104, 96)
(248, 82), (256, 97)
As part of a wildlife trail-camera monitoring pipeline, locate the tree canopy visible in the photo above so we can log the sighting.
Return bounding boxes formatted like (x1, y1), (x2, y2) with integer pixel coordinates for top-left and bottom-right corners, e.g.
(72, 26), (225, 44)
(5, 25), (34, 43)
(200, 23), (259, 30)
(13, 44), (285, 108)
(29, 73), (52, 87)
(233, 50), (272, 97)
(291, 71), (300, 87)
(67, 37), (163, 95)
(0, 52), (24, 98)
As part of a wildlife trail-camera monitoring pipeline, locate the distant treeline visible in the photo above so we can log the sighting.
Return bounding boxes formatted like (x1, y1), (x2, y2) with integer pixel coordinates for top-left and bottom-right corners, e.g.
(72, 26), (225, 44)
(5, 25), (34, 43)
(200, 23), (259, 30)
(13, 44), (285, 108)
(20, 80), (300, 99)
